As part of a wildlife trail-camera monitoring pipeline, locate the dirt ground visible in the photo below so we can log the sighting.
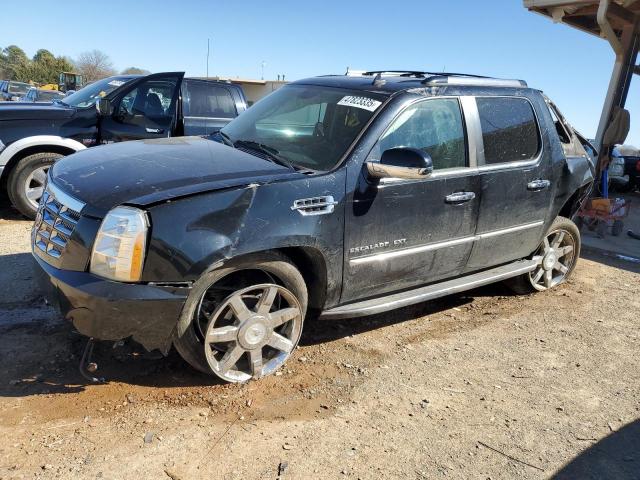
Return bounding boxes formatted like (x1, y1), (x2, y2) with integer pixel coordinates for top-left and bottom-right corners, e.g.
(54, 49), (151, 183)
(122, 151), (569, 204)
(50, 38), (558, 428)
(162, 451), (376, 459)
(0, 201), (639, 480)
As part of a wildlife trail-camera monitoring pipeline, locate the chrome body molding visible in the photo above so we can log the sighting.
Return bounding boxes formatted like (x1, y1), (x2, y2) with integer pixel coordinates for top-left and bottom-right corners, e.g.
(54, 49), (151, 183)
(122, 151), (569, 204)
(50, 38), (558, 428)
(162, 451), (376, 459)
(349, 220), (544, 265)
(350, 235), (475, 265)
(475, 220), (544, 240)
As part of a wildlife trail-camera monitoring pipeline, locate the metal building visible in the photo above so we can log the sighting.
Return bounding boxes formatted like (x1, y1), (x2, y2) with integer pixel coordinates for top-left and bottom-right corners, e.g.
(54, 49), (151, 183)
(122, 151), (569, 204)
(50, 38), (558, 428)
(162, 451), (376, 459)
(524, 0), (639, 180)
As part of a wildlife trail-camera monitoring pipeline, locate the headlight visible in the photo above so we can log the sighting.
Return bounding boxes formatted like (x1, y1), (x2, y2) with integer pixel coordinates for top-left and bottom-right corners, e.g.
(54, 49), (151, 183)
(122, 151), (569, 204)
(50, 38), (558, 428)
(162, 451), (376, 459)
(90, 206), (148, 282)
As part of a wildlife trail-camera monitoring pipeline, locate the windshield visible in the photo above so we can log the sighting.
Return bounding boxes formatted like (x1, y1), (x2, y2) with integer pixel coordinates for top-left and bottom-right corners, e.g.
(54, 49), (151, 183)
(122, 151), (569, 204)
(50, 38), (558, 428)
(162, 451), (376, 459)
(39, 90), (64, 102)
(221, 84), (385, 171)
(61, 76), (132, 108)
(9, 82), (29, 95)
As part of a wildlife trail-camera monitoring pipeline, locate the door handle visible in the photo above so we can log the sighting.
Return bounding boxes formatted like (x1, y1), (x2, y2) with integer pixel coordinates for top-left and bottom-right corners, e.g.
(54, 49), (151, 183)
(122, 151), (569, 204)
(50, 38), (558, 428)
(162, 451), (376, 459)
(527, 179), (551, 191)
(146, 127), (164, 134)
(445, 191), (476, 204)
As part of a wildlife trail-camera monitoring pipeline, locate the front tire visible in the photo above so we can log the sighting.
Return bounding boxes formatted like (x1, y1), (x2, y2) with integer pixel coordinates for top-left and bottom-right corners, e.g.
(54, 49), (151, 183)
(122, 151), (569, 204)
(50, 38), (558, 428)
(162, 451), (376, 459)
(506, 216), (580, 294)
(7, 152), (63, 219)
(173, 252), (308, 383)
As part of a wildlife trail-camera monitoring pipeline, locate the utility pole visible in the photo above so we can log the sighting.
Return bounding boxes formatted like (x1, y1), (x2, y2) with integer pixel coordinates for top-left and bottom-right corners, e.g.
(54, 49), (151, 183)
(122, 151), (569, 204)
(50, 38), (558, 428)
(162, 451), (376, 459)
(206, 38), (210, 78)
(261, 61), (266, 80)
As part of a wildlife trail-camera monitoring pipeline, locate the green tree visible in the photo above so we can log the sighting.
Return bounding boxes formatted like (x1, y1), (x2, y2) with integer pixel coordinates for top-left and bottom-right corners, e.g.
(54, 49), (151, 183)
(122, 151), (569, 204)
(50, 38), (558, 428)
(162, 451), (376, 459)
(121, 67), (151, 75)
(2, 45), (30, 81)
(30, 49), (74, 85)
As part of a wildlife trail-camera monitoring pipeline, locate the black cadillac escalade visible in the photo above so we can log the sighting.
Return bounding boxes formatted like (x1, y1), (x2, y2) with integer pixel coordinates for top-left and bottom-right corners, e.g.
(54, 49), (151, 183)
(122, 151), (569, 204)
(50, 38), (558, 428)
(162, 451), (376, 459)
(32, 71), (594, 383)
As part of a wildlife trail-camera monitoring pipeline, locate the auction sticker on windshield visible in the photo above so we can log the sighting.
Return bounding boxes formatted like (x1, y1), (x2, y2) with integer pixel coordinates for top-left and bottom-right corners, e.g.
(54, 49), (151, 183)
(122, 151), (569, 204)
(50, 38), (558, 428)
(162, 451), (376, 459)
(337, 96), (382, 112)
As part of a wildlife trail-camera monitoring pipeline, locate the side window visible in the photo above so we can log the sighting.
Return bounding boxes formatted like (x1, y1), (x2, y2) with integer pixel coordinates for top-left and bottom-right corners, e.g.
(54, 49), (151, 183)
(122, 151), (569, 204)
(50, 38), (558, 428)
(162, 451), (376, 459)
(183, 82), (237, 118)
(118, 77), (179, 121)
(476, 97), (540, 164)
(375, 98), (467, 170)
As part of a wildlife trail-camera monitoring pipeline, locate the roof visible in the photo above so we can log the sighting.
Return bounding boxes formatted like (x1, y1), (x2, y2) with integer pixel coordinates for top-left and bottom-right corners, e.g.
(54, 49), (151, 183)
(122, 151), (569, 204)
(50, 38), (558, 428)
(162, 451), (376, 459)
(524, 0), (640, 38)
(190, 77), (289, 86)
(291, 72), (531, 95)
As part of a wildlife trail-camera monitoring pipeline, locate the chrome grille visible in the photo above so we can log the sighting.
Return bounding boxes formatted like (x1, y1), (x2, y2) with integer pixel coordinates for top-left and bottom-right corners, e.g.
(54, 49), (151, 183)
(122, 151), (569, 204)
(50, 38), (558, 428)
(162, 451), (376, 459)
(33, 183), (85, 260)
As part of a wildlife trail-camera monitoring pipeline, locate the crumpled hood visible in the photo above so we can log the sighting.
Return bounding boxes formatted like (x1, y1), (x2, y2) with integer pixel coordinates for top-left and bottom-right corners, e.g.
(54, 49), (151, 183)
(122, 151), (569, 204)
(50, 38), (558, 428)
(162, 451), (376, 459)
(0, 102), (75, 121)
(50, 136), (300, 216)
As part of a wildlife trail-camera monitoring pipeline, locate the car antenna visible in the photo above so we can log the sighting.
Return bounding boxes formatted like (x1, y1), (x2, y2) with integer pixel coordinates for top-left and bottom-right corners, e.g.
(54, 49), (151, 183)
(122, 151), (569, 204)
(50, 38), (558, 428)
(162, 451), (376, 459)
(372, 73), (386, 87)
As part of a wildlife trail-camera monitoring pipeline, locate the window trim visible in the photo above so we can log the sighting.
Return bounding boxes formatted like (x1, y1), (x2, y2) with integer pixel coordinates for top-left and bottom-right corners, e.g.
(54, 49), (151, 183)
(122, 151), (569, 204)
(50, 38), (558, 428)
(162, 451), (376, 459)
(114, 75), (182, 121)
(543, 96), (574, 145)
(369, 95), (472, 182)
(182, 80), (238, 119)
(472, 95), (543, 171)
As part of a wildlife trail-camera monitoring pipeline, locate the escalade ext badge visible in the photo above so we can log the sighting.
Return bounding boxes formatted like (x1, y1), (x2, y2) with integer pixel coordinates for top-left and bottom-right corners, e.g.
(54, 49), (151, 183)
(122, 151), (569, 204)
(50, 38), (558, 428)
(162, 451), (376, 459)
(32, 72), (594, 384)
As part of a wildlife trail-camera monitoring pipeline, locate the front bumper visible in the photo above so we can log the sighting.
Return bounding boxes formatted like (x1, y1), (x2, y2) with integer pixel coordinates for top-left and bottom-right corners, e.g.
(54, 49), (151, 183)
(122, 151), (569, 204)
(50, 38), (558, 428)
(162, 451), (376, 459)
(33, 254), (191, 353)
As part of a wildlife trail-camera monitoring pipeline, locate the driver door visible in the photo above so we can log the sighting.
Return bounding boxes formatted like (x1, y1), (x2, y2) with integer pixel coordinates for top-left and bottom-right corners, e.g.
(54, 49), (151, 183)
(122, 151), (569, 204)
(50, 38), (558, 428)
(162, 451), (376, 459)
(99, 72), (184, 143)
(342, 97), (481, 302)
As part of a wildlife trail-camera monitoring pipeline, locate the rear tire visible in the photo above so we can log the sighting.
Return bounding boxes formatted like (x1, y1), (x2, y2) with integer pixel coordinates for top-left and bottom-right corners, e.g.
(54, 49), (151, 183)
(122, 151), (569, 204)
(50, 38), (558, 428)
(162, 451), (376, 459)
(506, 216), (580, 295)
(7, 152), (63, 219)
(173, 252), (308, 382)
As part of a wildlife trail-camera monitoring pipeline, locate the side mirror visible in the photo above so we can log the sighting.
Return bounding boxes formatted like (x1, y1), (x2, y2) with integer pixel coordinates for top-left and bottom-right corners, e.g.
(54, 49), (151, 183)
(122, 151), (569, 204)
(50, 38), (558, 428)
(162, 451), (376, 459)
(366, 147), (433, 180)
(96, 97), (113, 116)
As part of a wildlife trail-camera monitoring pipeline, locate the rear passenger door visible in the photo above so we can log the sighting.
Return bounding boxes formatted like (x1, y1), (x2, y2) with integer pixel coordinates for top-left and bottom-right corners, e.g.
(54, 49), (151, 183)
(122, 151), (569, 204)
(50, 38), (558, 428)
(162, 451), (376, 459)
(182, 80), (240, 136)
(464, 96), (553, 272)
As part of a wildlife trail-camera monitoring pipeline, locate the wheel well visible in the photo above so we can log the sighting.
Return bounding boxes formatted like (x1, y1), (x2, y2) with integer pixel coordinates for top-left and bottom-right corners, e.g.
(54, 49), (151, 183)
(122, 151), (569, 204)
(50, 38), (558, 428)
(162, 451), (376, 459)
(558, 184), (590, 220)
(278, 247), (328, 311)
(0, 145), (75, 188)
(206, 247), (329, 312)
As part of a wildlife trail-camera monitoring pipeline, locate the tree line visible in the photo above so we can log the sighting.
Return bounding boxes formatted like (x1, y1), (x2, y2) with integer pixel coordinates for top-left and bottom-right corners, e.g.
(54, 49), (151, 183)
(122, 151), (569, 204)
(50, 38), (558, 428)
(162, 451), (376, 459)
(0, 45), (150, 86)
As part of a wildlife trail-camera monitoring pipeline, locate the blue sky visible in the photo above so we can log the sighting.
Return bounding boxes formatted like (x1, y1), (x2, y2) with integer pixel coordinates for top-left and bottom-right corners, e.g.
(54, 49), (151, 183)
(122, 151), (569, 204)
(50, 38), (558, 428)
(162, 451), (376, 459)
(2, 0), (637, 144)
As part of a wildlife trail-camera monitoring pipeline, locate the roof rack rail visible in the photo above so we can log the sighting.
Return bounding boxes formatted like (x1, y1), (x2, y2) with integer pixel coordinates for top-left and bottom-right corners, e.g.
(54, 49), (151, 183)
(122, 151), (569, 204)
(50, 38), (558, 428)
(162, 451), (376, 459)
(423, 75), (527, 88)
(362, 70), (429, 77)
(353, 70), (528, 88)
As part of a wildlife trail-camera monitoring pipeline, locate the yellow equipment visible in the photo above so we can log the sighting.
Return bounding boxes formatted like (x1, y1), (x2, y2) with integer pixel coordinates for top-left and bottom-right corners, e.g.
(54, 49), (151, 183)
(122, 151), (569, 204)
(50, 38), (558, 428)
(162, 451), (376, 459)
(39, 83), (59, 91)
(58, 72), (84, 92)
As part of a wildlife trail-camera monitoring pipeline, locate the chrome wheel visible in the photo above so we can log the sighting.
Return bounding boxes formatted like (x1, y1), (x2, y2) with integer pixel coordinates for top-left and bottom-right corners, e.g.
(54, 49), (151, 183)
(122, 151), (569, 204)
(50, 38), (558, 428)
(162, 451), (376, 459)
(202, 283), (303, 383)
(24, 166), (49, 210)
(529, 228), (576, 291)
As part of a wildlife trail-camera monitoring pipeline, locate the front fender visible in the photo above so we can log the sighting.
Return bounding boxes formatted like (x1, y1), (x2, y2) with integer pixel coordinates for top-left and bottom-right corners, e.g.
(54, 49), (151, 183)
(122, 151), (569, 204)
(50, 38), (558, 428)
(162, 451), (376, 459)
(143, 171), (346, 308)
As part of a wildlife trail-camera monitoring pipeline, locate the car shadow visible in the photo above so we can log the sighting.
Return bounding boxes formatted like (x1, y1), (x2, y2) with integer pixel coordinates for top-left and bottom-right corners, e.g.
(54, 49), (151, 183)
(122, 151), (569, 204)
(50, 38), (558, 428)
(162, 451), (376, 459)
(300, 282), (513, 347)
(552, 418), (640, 479)
(0, 203), (27, 221)
(0, 281), (514, 398)
(0, 239), (630, 397)
(581, 245), (640, 274)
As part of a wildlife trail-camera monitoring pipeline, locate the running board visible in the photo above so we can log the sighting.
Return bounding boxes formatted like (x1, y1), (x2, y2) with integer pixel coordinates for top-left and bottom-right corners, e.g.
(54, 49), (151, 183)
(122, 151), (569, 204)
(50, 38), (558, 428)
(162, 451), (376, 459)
(320, 259), (537, 320)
